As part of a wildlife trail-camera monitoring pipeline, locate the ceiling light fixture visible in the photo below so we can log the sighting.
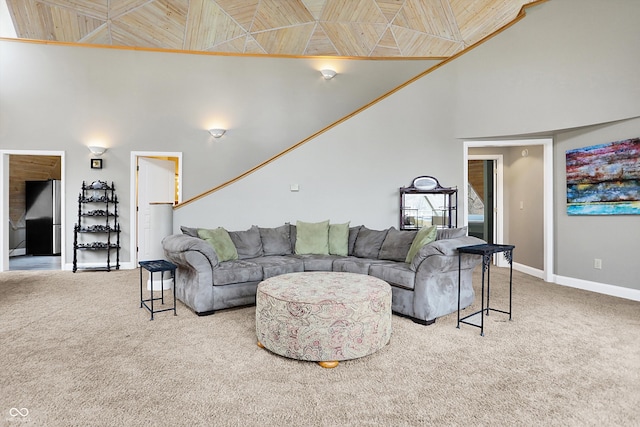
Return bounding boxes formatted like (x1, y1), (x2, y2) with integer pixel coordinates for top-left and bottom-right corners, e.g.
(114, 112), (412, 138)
(320, 69), (336, 80)
(88, 146), (107, 156)
(208, 128), (226, 138)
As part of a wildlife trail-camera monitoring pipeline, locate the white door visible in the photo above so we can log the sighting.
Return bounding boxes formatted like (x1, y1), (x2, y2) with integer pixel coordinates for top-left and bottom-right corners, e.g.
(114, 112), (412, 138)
(137, 157), (175, 262)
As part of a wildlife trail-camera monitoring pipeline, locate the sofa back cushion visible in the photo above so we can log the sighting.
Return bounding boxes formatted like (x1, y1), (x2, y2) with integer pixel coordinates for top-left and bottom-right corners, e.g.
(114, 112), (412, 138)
(180, 225), (199, 238)
(348, 226), (362, 256)
(405, 225), (437, 263)
(295, 220), (330, 255)
(289, 224), (297, 253)
(259, 224), (292, 256)
(228, 225), (263, 259)
(197, 227), (238, 262)
(378, 227), (418, 262)
(353, 227), (390, 259)
(328, 222), (350, 256)
(436, 226), (467, 240)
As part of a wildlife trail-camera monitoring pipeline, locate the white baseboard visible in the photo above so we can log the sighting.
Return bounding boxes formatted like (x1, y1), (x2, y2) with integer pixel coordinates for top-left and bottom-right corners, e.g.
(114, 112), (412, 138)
(63, 262), (136, 271)
(554, 274), (640, 302)
(507, 262), (640, 302)
(513, 262), (544, 279)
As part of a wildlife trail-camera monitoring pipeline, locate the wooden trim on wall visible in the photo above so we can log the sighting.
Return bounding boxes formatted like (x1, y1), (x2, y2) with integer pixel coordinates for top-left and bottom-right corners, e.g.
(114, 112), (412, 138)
(0, 36), (444, 62)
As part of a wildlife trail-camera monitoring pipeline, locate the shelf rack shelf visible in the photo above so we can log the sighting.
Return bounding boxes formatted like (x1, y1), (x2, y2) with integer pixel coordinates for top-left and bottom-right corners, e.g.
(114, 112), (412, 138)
(72, 180), (120, 272)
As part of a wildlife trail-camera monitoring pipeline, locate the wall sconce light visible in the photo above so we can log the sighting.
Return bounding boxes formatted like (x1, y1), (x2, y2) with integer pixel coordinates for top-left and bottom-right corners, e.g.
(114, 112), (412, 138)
(320, 69), (337, 80)
(88, 146), (107, 156)
(521, 149), (529, 157)
(208, 128), (226, 138)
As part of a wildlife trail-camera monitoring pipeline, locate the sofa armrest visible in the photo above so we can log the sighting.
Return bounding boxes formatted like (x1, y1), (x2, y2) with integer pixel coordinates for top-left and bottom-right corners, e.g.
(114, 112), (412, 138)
(161, 234), (218, 314)
(411, 235), (485, 271)
(407, 235), (485, 322)
(162, 234), (219, 269)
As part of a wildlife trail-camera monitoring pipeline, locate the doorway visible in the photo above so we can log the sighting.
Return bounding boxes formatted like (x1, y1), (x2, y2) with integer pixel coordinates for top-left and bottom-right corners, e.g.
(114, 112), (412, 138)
(467, 158), (497, 244)
(130, 152), (182, 266)
(463, 139), (553, 282)
(1, 150), (66, 271)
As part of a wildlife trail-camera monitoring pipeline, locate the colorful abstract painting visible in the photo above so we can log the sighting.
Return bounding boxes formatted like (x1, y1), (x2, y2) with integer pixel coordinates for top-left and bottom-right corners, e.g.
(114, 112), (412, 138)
(566, 137), (640, 215)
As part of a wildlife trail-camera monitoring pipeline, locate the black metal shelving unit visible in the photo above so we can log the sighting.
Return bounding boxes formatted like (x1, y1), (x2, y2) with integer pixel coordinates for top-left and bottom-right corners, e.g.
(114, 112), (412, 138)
(399, 176), (457, 230)
(72, 180), (120, 272)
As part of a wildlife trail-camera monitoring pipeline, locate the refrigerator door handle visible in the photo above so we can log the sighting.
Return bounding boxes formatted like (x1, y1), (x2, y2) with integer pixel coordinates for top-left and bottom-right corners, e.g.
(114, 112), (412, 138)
(53, 180), (62, 226)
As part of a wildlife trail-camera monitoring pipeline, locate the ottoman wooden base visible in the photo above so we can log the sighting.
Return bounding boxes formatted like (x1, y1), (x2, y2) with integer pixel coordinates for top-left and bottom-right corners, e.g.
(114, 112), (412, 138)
(255, 272), (392, 367)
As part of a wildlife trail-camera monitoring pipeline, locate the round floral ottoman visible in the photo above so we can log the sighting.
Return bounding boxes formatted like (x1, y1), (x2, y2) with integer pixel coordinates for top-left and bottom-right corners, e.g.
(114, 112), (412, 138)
(255, 271), (392, 368)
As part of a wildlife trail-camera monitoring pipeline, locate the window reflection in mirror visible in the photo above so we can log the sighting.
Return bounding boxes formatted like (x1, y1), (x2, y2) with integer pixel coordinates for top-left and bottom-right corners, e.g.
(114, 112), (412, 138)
(402, 194), (449, 229)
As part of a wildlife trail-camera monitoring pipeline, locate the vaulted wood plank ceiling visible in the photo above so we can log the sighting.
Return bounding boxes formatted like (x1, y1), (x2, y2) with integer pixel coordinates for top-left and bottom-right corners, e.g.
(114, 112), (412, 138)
(5, 0), (538, 58)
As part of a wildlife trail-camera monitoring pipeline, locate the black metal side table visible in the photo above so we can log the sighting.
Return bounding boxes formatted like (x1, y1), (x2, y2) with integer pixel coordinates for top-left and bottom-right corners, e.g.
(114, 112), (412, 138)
(457, 244), (514, 336)
(139, 259), (177, 320)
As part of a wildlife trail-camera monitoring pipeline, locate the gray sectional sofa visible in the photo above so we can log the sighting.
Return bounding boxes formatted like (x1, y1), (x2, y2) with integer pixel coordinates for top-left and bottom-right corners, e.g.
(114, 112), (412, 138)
(161, 223), (485, 325)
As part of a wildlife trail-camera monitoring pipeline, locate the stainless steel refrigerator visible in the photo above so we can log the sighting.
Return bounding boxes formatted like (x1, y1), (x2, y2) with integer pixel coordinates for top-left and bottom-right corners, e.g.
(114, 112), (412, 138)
(25, 180), (61, 255)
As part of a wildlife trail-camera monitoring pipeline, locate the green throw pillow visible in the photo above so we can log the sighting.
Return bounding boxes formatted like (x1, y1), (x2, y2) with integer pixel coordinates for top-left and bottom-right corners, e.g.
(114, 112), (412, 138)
(197, 227), (238, 262)
(405, 225), (438, 263)
(329, 222), (350, 256)
(295, 220), (330, 255)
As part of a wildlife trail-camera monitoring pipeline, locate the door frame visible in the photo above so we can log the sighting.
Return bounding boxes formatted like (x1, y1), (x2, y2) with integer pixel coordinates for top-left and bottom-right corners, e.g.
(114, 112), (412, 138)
(0, 150), (66, 272)
(130, 151), (182, 266)
(463, 138), (554, 282)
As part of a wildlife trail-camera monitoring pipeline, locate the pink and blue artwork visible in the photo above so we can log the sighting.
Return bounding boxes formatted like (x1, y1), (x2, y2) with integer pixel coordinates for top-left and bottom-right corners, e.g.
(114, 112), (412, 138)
(566, 137), (640, 215)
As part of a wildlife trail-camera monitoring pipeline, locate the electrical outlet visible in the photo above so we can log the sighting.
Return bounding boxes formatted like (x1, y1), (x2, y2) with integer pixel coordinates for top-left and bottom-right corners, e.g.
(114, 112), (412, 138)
(594, 258), (602, 269)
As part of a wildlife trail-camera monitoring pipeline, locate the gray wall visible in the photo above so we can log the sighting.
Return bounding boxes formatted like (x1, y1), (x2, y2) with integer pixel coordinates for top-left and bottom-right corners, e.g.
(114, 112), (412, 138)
(554, 117), (640, 289)
(508, 145), (544, 271)
(450, 0), (640, 290)
(451, 0), (640, 138)
(177, 0), (640, 293)
(175, 65), (459, 231)
(0, 40), (436, 267)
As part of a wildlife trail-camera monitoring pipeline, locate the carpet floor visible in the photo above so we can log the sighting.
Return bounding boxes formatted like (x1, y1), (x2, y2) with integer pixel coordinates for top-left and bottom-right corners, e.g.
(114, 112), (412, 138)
(1, 267), (639, 426)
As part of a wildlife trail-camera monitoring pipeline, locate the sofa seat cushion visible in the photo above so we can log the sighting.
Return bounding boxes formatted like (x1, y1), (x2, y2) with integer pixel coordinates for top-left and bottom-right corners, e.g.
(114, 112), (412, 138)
(249, 256), (304, 279)
(332, 257), (395, 275)
(213, 260), (263, 286)
(292, 254), (342, 271)
(369, 263), (416, 290)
